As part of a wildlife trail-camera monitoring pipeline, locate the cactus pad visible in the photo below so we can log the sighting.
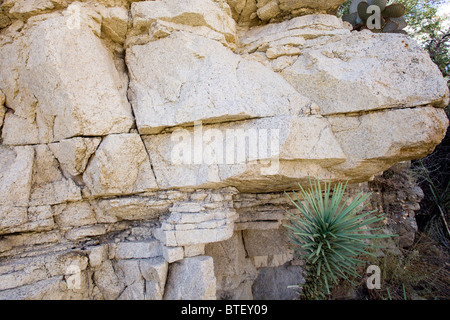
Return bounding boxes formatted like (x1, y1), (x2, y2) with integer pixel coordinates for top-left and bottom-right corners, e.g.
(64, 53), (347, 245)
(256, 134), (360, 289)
(383, 3), (406, 18)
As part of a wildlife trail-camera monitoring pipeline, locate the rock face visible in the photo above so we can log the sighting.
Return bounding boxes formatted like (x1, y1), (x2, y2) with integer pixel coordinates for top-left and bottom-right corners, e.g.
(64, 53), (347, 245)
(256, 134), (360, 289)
(0, 6), (134, 145)
(164, 256), (217, 300)
(0, 0), (448, 300)
(226, 0), (347, 25)
(83, 133), (158, 197)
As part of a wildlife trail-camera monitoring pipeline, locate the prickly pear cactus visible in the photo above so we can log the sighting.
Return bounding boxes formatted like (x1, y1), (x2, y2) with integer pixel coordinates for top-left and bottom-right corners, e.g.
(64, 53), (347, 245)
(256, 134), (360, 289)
(343, 0), (407, 34)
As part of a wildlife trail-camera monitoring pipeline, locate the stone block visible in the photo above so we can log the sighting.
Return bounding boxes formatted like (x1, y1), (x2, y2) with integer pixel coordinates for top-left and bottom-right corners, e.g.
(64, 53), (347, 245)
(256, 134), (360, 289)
(164, 256), (216, 300)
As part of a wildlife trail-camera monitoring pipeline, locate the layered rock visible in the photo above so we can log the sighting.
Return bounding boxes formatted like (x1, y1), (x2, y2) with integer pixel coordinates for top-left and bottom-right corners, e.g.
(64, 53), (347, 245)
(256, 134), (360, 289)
(0, 0), (448, 300)
(142, 115), (347, 192)
(226, 0), (346, 25)
(126, 32), (308, 134)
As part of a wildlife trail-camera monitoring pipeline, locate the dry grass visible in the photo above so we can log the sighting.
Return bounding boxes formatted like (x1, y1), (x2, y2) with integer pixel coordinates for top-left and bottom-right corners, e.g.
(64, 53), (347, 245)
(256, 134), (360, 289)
(330, 233), (450, 300)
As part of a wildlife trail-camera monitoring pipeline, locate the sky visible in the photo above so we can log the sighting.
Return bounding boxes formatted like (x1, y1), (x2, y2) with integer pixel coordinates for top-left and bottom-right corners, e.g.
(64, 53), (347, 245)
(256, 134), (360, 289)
(438, 1), (450, 28)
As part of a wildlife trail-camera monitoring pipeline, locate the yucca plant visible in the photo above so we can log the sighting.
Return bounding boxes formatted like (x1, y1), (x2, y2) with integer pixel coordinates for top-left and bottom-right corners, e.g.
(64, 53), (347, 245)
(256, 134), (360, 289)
(284, 179), (392, 300)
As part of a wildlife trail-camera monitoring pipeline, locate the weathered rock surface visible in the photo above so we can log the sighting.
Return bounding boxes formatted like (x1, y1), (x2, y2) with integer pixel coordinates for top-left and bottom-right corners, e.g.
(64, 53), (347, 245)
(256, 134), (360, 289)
(0, 0), (448, 301)
(226, 0), (346, 25)
(91, 196), (172, 223)
(142, 115), (347, 192)
(83, 134), (158, 197)
(239, 14), (351, 54)
(328, 106), (449, 181)
(281, 32), (449, 115)
(0, 250), (89, 299)
(30, 145), (82, 206)
(243, 229), (293, 268)
(127, 31), (308, 135)
(49, 137), (101, 177)
(155, 189), (238, 247)
(164, 255), (217, 300)
(205, 231), (257, 299)
(0, 7), (133, 145)
(0, 145), (34, 207)
(252, 265), (304, 300)
(0, 90), (5, 129)
(130, 0), (236, 45)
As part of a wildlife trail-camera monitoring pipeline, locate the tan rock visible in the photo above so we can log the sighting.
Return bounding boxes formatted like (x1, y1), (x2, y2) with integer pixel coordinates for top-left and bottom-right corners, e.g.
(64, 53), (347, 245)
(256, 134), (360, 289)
(226, 0), (258, 25)
(127, 18), (234, 50)
(112, 240), (162, 260)
(184, 244), (206, 257)
(88, 245), (108, 269)
(53, 202), (97, 228)
(164, 256), (216, 300)
(127, 32), (308, 135)
(30, 145), (81, 206)
(161, 246), (184, 263)
(266, 45), (301, 59)
(257, 1), (281, 21)
(205, 231), (257, 296)
(226, 0), (345, 24)
(140, 257), (168, 299)
(156, 222), (236, 247)
(144, 280), (164, 300)
(239, 14), (350, 54)
(0, 0), (449, 301)
(0, 146), (34, 207)
(0, 89), (5, 129)
(118, 281), (145, 300)
(278, 0), (346, 13)
(115, 259), (142, 287)
(0, 108), (4, 130)
(234, 197), (287, 231)
(98, 6), (129, 44)
(328, 107), (449, 180)
(49, 137), (101, 177)
(65, 224), (107, 241)
(0, 250), (88, 293)
(130, 0), (236, 44)
(93, 260), (124, 300)
(282, 32), (450, 115)
(1, 113), (40, 145)
(142, 114), (346, 192)
(0, 277), (81, 300)
(0, 9), (133, 145)
(0, 231), (61, 253)
(4, 206), (55, 234)
(91, 197), (172, 223)
(0, 8), (11, 29)
(83, 134), (158, 197)
(0, 206), (28, 235)
(2, 0), (69, 20)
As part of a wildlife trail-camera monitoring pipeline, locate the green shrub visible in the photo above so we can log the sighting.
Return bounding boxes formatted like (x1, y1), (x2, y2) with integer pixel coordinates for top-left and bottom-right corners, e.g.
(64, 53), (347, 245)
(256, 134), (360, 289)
(284, 179), (392, 300)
